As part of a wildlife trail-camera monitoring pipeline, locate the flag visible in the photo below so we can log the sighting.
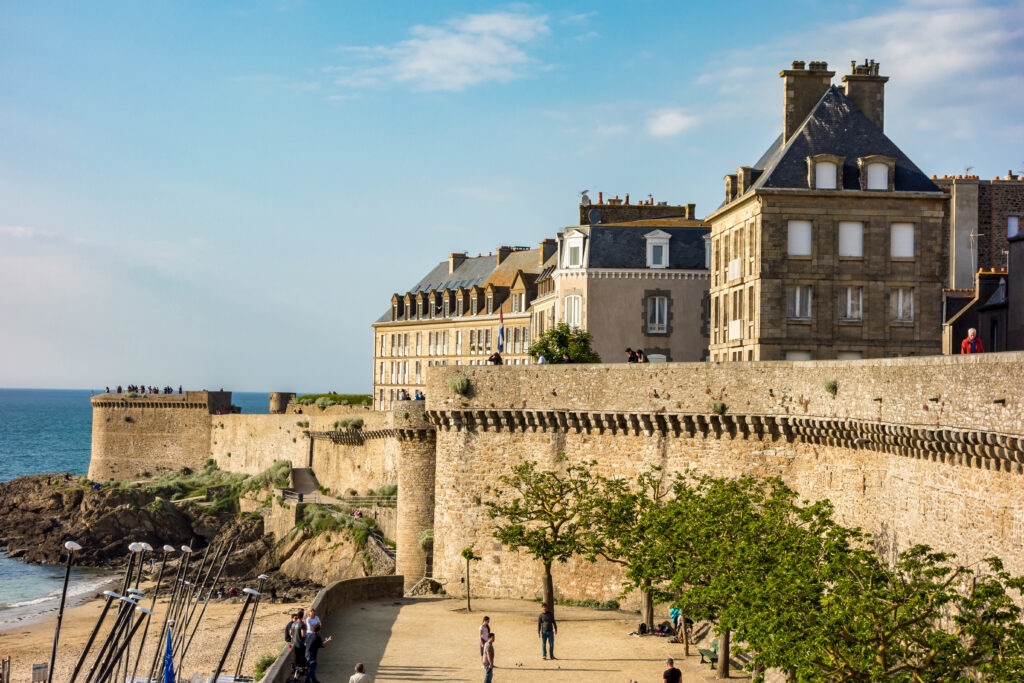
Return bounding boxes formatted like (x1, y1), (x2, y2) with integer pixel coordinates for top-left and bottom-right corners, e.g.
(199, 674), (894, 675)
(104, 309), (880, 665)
(163, 627), (175, 682)
(497, 310), (505, 353)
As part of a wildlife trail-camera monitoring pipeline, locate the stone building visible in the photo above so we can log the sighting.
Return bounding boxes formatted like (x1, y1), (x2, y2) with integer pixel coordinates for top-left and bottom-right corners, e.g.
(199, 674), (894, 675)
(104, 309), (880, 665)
(706, 59), (946, 361)
(935, 171), (1024, 289)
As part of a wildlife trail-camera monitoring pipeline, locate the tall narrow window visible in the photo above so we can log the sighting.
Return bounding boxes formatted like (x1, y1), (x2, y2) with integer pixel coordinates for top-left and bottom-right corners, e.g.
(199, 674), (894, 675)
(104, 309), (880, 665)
(568, 246), (581, 267)
(890, 287), (914, 321)
(838, 221), (864, 258)
(564, 295), (582, 328)
(417, 301), (423, 319)
(443, 297), (450, 317)
(415, 361), (421, 383)
(485, 329), (492, 351)
(787, 286), (812, 320)
(646, 296), (668, 334)
(840, 286), (863, 321)
(469, 330), (476, 353)
(487, 295), (493, 314)
(416, 332), (422, 355)
(891, 223), (915, 258)
(651, 245), (664, 267)
(787, 220), (812, 256)
(470, 296), (477, 314)
(456, 330), (462, 354)
(392, 304), (398, 321)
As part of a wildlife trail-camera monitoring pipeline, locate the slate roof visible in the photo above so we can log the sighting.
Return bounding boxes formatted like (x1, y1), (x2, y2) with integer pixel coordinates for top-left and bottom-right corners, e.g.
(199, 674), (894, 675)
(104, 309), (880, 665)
(738, 86), (939, 199)
(586, 222), (709, 270)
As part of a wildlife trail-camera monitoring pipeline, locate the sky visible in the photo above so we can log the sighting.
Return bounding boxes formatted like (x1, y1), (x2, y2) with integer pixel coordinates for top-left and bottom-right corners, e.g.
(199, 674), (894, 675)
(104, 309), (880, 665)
(1, 0), (1022, 393)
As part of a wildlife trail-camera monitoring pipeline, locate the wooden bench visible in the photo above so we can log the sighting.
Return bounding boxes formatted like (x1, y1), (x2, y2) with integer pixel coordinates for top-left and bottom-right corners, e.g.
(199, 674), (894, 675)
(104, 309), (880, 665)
(698, 642), (719, 669)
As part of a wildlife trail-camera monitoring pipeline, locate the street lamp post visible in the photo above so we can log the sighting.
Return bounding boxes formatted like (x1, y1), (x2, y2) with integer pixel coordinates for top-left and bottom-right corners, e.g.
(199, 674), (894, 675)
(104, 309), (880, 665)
(47, 540), (81, 683)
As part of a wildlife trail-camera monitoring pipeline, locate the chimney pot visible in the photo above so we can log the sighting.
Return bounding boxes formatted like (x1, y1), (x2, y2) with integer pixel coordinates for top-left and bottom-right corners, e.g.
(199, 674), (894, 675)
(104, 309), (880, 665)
(598, 191), (603, 204)
(625, 193), (630, 204)
(792, 60), (805, 70)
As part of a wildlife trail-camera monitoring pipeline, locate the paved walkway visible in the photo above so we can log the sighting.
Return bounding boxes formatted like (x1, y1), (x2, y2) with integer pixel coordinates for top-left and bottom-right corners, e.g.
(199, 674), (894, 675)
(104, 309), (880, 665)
(312, 597), (753, 682)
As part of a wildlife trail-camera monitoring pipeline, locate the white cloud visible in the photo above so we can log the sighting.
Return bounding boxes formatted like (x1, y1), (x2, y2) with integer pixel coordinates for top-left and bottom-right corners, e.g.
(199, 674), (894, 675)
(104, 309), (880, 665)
(645, 109), (699, 137)
(330, 11), (549, 92)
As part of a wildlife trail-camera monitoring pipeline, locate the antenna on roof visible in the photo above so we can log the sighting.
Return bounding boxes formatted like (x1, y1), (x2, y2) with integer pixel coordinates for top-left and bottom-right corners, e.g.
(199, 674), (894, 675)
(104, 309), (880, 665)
(580, 190), (591, 207)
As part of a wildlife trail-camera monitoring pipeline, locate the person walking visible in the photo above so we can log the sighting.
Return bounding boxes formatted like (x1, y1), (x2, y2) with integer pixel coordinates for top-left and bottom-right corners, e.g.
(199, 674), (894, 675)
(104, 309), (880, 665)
(482, 632), (495, 683)
(305, 607), (321, 634)
(478, 616), (491, 657)
(538, 603), (557, 659)
(960, 328), (984, 354)
(288, 612), (307, 675)
(663, 657), (682, 683)
(304, 622), (332, 683)
(349, 662), (372, 683)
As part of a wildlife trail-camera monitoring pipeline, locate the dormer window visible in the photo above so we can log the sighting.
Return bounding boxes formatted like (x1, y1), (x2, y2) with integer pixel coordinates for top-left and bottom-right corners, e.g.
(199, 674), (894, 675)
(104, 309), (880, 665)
(858, 155), (895, 191)
(470, 296), (477, 314)
(443, 297), (450, 317)
(563, 229), (585, 269)
(645, 230), (671, 269)
(486, 295), (493, 314)
(392, 303), (398, 321)
(807, 154), (844, 190)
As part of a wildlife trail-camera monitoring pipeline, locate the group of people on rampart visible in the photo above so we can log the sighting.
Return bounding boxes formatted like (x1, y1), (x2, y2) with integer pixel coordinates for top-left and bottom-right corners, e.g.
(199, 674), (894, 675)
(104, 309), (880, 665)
(106, 384), (182, 394)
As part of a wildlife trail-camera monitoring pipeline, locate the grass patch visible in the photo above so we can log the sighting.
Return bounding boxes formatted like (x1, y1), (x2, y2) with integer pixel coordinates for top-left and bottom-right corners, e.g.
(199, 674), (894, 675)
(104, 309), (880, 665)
(297, 503), (377, 547)
(294, 393), (372, 407)
(253, 646), (283, 681)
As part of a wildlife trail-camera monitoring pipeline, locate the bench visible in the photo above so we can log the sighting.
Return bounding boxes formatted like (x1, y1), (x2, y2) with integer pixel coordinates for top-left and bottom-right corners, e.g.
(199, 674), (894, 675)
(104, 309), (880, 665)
(698, 642), (719, 669)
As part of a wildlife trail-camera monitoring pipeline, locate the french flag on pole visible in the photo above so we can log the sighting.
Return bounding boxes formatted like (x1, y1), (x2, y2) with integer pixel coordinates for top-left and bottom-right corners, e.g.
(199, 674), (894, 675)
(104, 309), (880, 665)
(497, 310), (505, 353)
(163, 627), (174, 682)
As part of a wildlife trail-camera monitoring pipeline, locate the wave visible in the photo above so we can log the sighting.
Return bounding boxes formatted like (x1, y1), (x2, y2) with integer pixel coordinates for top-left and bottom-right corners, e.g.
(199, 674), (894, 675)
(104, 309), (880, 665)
(0, 574), (117, 610)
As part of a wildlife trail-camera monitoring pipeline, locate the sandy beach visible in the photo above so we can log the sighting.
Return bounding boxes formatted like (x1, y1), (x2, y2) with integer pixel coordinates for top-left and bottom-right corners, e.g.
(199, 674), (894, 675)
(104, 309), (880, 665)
(0, 580), (315, 682)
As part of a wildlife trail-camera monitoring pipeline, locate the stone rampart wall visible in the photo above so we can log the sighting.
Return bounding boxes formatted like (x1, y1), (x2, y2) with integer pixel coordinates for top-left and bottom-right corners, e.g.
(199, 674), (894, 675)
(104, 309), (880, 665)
(423, 354), (1024, 603)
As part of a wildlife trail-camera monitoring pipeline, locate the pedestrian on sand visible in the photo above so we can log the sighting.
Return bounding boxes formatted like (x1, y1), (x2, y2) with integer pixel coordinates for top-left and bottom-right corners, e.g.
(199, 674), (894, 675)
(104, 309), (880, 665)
(961, 328), (984, 354)
(478, 616), (491, 656)
(625, 347), (638, 363)
(349, 662), (372, 683)
(270, 586), (277, 604)
(304, 622), (332, 683)
(305, 607), (322, 634)
(482, 632), (495, 683)
(538, 603), (557, 659)
(288, 611), (307, 673)
(663, 657), (681, 683)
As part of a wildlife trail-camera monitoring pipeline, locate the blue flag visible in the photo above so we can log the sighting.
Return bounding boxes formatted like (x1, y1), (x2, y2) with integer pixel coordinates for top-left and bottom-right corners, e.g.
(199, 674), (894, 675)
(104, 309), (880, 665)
(163, 627), (175, 682)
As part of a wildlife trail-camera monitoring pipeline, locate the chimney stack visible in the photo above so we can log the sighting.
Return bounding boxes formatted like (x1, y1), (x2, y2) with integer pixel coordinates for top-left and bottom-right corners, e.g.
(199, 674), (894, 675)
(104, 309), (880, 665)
(497, 246), (513, 265)
(449, 252), (467, 274)
(686, 203), (696, 219)
(842, 59), (888, 131)
(539, 238), (557, 264)
(724, 174), (738, 204)
(780, 60), (835, 142)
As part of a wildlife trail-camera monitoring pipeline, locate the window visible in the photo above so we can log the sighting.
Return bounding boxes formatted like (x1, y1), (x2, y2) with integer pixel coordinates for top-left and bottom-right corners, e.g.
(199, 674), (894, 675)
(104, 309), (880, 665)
(647, 296), (668, 334)
(456, 296), (463, 316)
(456, 330), (462, 354)
(470, 296), (477, 314)
(866, 163), (888, 190)
(785, 351), (813, 361)
(415, 361), (421, 383)
(563, 231), (585, 269)
(1009, 216), (1020, 238)
(564, 295), (582, 328)
(568, 246), (581, 267)
(890, 287), (914, 322)
(838, 221), (864, 258)
(511, 295), (518, 313)
(523, 326), (529, 350)
(645, 230), (670, 268)
(392, 304), (398, 321)
(416, 332), (422, 355)
(787, 220), (812, 256)
(891, 223), (914, 258)
(840, 286), (863, 321)
(704, 235), (712, 269)
(486, 295), (493, 314)
(417, 301), (423, 319)
(379, 335), (385, 356)
(787, 285), (812, 320)
(837, 351), (863, 360)
(442, 331), (448, 355)
(485, 329), (492, 351)
(469, 330), (476, 353)
(651, 245), (664, 266)
(815, 161), (837, 189)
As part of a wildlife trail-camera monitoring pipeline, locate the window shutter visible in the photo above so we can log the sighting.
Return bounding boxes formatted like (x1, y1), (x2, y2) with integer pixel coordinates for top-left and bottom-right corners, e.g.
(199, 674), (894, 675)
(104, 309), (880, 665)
(838, 222), (863, 258)
(891, 224), (915, 258)
(787, 221), (813, 256)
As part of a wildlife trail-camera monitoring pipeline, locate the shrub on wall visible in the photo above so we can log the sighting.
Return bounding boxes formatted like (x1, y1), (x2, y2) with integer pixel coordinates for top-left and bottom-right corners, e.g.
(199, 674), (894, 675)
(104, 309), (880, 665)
(823, 379), (839, 397)
(448, 374), (470, 396)
(709, 401), (727, 415)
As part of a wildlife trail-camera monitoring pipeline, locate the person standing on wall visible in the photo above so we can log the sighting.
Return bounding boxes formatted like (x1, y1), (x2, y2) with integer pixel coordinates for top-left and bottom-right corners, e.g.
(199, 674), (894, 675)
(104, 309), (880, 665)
(538, 603), (557, 659)
(482, 632), (495, 683)
(961, 328), (984, 354)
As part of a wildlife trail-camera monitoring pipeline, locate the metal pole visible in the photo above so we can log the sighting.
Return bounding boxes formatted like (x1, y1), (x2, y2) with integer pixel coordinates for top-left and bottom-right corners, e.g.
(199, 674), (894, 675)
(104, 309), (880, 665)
(172, 542), (218, 656)
(102, 589), (143, 683)
(83, 594), (139, 683)
(129, 545), (173, 683)
(94, 608), (151, 683)
(68, 590), (118, 683)
(210, 588), (259, 681)
(47, 540), (80, 683)
(153, 546), (193, 683)
(145, 546), (188, 683)
(177, 541), (234, 673)
(233, 574), (268, 679)
(117, 544), (149, 683)
(112, 543), (145, 683)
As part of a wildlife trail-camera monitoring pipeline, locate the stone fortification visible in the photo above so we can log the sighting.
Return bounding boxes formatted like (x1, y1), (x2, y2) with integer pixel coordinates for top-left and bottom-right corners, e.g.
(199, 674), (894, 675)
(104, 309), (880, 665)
(421, 354), (1024, 604)
(89, 391), (231, 480)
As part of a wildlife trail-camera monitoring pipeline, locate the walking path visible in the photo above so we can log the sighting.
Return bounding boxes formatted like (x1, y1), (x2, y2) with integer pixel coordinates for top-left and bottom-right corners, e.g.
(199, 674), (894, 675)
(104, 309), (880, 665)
(313, 597), (755, 682)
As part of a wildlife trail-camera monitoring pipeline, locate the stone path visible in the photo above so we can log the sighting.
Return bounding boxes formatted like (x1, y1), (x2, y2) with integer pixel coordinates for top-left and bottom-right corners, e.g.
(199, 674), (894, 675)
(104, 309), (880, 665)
(311, 597), (754, 682)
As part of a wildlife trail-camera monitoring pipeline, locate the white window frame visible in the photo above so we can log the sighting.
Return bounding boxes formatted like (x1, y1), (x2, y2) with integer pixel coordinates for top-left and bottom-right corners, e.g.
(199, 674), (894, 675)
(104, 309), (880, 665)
(787, 285), (812, 320)
(487, 295), (493, 315)
(838, 221), (864, 258)
(563, 229), (585, 269)
(787, 220), (813, 257)
(645, 229), (671, 269)
(890, 223), (915, 259)
(564, 295), (582, 328)
(646, 296), (668, 334)
(890, 287), (914, 322)
(840, 286), (863, 321)
(456, 330), (462, 354)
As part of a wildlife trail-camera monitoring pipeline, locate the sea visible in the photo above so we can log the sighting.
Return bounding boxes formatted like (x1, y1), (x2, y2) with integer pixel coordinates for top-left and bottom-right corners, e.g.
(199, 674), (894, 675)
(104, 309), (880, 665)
(0, 388), (270, 623)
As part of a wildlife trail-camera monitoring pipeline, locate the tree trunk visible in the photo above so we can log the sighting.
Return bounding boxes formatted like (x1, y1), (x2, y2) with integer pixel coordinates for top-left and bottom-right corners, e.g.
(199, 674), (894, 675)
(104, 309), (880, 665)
(641, 583), (654, 630)
(681, 609), (689, 657)
(752, 660), (765, 680)
(542, 562), (554, 617)
(466, 558), (472, 612)
(717, 628), (730, 678)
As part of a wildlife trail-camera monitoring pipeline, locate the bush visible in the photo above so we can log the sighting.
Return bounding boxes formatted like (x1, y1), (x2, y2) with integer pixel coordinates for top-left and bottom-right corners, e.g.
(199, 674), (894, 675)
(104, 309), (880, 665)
(822, 378), (839, 397)
(368, 483), (397, 498)
(448, 374), (470, 396)
(124, 391), (138, 398)
(527, 323), (601, 363)
(295, 393), (372, 406)
(252, 646), (283, 681)
(419, 528), (434, 551)
(315, 396), (332, 410)
(709, 401), (727, 415)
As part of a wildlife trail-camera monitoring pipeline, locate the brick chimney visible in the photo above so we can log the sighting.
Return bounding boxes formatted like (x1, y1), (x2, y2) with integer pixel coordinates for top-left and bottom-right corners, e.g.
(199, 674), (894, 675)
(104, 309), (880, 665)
(497, 246), (513, 265)
(842, 59), (888, 131)
(449, 252), (467, 274)
(539, 238), (557, 264)
(780, 60), (835, 142)
(686, 203), (696, 219)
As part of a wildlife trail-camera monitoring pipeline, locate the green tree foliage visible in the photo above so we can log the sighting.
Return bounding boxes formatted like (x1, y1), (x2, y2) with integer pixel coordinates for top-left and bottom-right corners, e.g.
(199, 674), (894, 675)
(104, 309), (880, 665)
(527, 323), (600, 363)
(484, 459), (600, 612)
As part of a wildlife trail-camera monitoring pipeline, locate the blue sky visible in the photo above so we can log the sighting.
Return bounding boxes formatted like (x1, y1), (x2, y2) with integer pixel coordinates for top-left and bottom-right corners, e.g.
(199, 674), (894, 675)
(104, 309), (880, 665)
(2, 0), (1022, 392)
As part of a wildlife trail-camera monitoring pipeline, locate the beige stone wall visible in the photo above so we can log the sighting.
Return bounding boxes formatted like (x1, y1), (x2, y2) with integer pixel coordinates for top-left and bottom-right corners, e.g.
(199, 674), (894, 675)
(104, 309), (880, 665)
(423, 355), (1024, 601)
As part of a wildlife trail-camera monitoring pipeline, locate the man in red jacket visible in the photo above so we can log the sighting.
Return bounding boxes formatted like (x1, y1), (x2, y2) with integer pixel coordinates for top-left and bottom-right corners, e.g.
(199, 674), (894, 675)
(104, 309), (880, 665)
(961, 328), (984, 354)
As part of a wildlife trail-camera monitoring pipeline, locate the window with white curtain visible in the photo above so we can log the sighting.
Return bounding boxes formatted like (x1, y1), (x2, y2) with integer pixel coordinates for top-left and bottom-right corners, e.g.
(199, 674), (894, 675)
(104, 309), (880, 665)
(787, 285), (812, 319)
(867, 163), (889, 190)
(456, 330), (462, 354)
(815, 161), (837, 189)
(890, 287), (914, 321)
(646, 296), (668, 334)
(891, 223), (915, 258)
(838, 221), (864, 258)
(788, 220), (813, 256)
(785, 351), (813, 361)
(564, 295), (582, 328)
(840, 286), (863, 320)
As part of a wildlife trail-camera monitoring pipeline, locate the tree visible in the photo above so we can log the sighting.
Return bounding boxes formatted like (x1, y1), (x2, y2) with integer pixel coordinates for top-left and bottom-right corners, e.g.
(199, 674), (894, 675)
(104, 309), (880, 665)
(485, 459), (600, 613)
(461, 545), (481, 612)
(527, 323), (600, 363)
